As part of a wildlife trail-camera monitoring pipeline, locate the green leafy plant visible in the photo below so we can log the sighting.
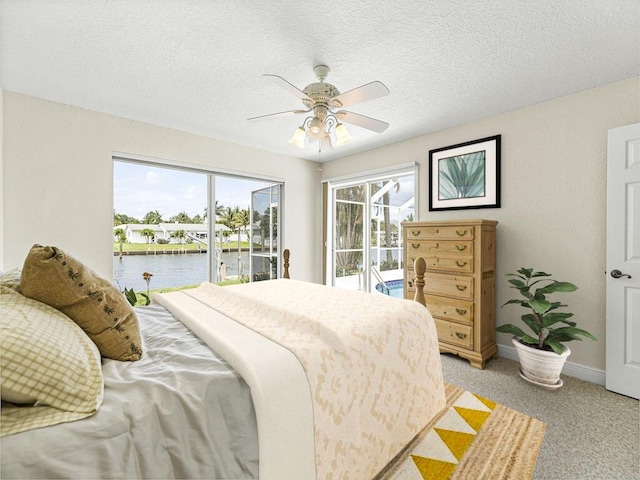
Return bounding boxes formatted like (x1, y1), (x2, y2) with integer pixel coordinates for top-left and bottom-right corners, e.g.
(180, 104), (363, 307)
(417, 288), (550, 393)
(496, 268), (596, 355)
(123, 287), (138, 307)
(121, 272), (153, 307)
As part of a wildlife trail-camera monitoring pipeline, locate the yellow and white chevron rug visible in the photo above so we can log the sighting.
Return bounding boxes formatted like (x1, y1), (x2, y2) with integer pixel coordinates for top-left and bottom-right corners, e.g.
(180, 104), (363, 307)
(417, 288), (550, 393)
(379, 383), (546, 480)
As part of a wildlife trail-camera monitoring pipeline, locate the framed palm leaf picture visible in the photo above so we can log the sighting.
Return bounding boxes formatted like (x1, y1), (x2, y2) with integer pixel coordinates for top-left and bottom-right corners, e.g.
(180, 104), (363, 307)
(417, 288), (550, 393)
(428, 135), (501, 211)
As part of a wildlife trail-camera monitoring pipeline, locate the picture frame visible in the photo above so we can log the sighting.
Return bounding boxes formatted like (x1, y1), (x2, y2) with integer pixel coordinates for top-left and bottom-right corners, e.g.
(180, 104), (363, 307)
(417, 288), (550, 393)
(428, 135), (501, 211)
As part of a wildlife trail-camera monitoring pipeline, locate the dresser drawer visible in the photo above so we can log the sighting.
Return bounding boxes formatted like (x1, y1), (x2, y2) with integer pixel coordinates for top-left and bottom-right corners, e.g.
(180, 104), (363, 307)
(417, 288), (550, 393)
(434, 319), (473, 349)
(406, 241), (473, 260)
(406, 252), (474, 274)
(423, 255), (474, 273)
(425, 295), (473, 325)
(424, 273), (474, 300)
(406, 273), (475, 301)
(406, 225), (474, 240)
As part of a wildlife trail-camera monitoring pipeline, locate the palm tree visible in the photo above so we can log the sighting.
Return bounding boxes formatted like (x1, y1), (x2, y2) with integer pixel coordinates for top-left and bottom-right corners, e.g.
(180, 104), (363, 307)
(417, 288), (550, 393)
(234, 208), (251, 243)
(218, 207), (237, 252)
(218, 206), (235, 229)
(139, 228), (155, 251)
(114, 227), (126, 258)
(172, 229), (186, 252)
(382, 181), (401, 267)
(114, 210), (140, 226)
(215, 200), (226, 217)
(335, 185), (365, 275)
(204, 201), (225, 223)
(142, 210), (164, 224)
(168, 211), (192, 223)
(231, 208), (248, 275)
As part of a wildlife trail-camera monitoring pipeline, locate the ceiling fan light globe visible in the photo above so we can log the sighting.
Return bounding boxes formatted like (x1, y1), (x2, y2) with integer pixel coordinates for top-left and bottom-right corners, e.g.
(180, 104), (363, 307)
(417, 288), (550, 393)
(309, 116), (323, 135)
(306, 128), (323, 141)
(335, 123), (352, 146)
(288, 127), (306, 148)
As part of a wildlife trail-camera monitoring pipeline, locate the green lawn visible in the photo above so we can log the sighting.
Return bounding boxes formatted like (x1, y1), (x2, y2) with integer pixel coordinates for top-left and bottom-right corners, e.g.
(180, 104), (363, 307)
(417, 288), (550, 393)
(114, 241), (254, 253)
(129, 278), (247, 305)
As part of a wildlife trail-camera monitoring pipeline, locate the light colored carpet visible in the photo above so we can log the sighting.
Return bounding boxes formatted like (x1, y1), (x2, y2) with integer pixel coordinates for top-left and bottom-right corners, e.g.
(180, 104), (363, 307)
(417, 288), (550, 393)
(379, 383), (545, 480)
(439, 353), (640, 480)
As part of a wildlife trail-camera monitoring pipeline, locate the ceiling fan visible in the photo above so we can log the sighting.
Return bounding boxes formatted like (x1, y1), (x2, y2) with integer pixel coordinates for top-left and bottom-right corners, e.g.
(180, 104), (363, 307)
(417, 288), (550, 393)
(248, 65), (390, 150)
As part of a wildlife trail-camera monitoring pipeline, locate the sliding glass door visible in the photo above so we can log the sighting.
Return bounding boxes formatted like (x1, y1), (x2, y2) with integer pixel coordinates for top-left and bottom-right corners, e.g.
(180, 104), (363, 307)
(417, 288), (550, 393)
(333, 183), (366, 290)
(328, 168), (415, 293)
(114, 157), (284, 292)
(250, 184), (281, 281)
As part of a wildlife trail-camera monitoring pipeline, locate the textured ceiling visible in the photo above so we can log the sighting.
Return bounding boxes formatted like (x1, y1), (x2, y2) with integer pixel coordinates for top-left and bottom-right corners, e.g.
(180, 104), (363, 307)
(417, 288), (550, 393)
(1, 1), (638, 162)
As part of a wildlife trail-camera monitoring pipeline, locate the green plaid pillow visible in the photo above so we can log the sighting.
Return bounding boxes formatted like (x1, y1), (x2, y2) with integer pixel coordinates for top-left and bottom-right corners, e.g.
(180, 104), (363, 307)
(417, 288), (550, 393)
(0, 268), (22, 292)
(0, 286), (104, 437)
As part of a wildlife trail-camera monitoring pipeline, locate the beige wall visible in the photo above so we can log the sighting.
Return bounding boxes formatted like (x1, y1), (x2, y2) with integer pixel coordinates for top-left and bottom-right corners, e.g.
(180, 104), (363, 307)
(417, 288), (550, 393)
(4, 78), (639, 371)
(321, 77), (640, 370)
(0, 89), (4, 271)
(2, 92), (322, 282)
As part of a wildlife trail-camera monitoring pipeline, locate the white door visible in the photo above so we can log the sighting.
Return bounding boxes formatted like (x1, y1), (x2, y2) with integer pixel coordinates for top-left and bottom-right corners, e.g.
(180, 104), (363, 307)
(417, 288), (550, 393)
(606, 123), (640, 399)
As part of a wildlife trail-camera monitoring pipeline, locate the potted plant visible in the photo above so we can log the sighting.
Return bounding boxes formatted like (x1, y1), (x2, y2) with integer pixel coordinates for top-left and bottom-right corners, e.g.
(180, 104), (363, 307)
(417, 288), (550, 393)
(497, 268), (597, 389)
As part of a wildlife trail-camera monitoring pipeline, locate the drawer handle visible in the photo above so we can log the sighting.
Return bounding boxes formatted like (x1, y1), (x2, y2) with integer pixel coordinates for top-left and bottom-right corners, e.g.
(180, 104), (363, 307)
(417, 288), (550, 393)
(412, 230), (421, 236)
(455, 244), (467, 251)
(408, 280), (414, 288)
(456, 308), (467, 315)
(456, 285), (467, 291)
(456, 230), (467, 236)
(455, 332), (467, 339)
(456, 261), (467, 267)
(411, 243), (421, 248)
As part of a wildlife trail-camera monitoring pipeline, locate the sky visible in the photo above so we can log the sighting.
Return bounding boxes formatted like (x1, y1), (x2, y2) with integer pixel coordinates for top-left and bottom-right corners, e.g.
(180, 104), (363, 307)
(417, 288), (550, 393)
(114, 161), (271, 221)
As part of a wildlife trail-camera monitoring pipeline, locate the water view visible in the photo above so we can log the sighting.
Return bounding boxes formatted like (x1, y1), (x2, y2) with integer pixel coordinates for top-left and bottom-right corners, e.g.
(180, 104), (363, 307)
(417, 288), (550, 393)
(113, 251), (250, 292)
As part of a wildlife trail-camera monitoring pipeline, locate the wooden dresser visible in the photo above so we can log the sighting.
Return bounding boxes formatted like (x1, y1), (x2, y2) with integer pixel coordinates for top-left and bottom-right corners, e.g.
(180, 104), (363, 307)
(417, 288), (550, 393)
(403, 219), (498, 369)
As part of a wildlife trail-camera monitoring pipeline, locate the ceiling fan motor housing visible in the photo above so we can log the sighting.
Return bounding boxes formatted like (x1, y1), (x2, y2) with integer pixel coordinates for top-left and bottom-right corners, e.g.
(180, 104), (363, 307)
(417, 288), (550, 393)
(302, 82), (340, 109)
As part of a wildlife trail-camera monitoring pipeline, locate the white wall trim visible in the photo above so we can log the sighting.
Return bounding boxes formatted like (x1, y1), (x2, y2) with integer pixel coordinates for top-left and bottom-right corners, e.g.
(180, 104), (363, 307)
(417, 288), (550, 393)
(498, 343), (606, 386)
(321, 161), (417, 185)
(113, 151), (285, 183)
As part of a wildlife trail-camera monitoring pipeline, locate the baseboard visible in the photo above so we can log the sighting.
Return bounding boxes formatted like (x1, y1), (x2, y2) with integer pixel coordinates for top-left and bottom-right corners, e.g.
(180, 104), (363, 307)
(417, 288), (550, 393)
(497, 343), (606, 386)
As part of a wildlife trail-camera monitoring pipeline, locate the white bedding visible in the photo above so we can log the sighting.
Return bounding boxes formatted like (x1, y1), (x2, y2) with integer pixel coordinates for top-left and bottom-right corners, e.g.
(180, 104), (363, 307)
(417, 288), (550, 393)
(1, 303), (259, 479)
(153, 286), (317, 480)
(155, 279), (446, 479)
(2, 279), (445, 480)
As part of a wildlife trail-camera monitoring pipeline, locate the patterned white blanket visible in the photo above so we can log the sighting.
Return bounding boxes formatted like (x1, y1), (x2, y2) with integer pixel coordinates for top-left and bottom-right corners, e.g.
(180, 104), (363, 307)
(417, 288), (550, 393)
(156, 280), (445, 479)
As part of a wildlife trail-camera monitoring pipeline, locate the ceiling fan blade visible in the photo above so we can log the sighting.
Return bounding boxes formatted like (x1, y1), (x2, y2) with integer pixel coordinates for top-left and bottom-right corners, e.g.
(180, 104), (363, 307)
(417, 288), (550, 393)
(263, 74), (314, 102)
(336, 110), (389, 133)
(330, 81), (390, 108)
(247, 109), (309, 122)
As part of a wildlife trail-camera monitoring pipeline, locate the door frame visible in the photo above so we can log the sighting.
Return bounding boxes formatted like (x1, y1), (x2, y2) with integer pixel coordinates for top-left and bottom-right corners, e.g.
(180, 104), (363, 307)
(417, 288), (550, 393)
(605, 122), (640, 399)
(323, 163), (418, 289)
(249, 183), (283, 281)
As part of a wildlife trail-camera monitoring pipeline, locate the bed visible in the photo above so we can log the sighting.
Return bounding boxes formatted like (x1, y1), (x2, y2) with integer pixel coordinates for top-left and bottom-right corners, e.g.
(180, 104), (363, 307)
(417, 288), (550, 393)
(1, 247), (445, 479)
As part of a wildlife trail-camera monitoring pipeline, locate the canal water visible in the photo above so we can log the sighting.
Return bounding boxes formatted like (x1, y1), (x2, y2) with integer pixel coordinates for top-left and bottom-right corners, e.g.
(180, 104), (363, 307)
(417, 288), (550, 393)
(113, 251), (250, 292)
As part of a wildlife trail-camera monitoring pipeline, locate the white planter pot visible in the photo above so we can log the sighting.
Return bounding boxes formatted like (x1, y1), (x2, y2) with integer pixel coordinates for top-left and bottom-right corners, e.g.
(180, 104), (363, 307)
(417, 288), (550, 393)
(512, 336), (570, 389)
